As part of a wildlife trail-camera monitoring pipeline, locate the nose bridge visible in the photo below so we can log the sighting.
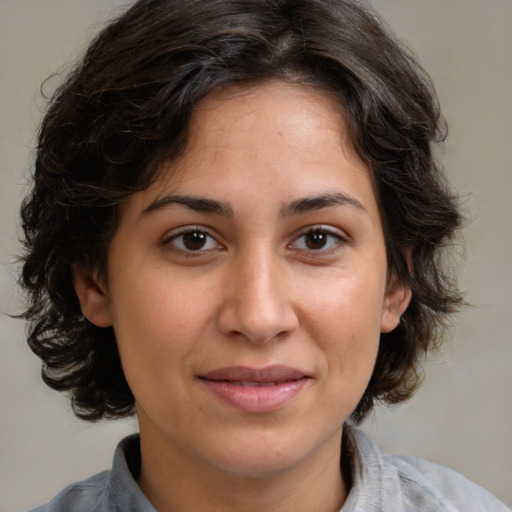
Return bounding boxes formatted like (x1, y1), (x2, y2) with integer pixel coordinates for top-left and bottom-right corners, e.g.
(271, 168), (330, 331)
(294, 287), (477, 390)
(218, 244), (297, 344)
(240, 246), (279, 310)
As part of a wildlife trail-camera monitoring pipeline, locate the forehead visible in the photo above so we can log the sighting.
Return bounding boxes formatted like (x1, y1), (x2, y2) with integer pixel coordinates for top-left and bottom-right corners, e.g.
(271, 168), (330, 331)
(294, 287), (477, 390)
(164, 82), (364, 180)
(122, 80), (379, 223)
(187, 80), (347, 149)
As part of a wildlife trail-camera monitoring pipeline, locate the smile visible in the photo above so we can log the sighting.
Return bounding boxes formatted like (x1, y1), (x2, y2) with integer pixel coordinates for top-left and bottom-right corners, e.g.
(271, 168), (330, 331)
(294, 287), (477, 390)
(199, 365), (310, 413)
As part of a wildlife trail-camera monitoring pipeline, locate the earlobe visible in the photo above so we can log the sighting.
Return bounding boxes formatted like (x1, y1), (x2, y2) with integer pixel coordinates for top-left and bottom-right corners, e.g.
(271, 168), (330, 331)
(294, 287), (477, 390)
(73, 264), (112, 328)
(380, 276), (412, 333)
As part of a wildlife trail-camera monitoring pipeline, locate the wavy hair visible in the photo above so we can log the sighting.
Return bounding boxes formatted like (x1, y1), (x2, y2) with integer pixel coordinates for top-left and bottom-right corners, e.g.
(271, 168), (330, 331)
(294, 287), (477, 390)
(20, 0), (463, 423)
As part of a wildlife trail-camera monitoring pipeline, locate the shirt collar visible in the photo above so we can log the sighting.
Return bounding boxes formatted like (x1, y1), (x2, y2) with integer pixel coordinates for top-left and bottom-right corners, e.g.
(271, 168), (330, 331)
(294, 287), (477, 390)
(107, 427), (402, 512)
(107, 434), (156, 512)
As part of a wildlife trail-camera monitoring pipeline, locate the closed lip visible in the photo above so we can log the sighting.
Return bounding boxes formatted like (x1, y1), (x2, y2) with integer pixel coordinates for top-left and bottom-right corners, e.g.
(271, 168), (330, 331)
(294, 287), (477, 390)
(199, 365), (309, 383)
(198, 365), (310, 413)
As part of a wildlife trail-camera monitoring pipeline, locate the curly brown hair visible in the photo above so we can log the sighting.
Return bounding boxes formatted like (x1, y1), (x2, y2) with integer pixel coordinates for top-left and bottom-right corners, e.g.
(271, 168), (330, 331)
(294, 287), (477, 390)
(20, 0), (463, 423)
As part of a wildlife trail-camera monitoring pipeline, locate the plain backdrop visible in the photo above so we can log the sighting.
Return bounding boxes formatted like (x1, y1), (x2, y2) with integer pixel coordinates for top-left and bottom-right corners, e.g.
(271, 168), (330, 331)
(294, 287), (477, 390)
(0, 1), (510, 510)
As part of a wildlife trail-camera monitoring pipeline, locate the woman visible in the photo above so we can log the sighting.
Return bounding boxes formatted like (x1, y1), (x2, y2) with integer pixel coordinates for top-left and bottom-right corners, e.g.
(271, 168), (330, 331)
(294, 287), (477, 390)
(19, 0), (509, 510)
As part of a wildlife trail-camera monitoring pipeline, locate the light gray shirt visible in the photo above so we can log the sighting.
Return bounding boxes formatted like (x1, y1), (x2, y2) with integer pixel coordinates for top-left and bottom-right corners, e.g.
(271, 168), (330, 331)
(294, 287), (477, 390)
(29, 427), (510, 511)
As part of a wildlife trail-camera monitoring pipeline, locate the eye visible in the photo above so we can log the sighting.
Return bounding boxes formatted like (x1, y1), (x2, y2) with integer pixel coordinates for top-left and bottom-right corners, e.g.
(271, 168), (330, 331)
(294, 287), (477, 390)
(290, 227), (346, 252)
(164, 228), (221, 252)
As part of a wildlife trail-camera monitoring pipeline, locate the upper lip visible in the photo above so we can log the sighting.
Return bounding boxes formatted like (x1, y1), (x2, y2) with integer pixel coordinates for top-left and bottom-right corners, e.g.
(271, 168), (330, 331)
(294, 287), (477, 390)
(200, 365), (308, 383)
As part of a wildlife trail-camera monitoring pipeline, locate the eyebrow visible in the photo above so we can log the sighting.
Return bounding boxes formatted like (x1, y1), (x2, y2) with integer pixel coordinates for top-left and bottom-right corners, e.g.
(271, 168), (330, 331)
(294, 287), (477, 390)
(140, 195), (234, 218)
(139, 190), (366, 220)
(281, 192), (367, 216)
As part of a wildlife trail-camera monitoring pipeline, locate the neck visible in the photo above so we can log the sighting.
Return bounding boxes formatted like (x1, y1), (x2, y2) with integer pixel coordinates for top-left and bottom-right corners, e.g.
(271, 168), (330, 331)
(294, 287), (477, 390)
(137, 429), (348, 512)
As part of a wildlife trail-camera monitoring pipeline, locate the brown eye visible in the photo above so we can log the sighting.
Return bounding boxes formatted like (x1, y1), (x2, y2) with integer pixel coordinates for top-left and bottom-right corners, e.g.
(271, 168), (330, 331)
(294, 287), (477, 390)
(304, 230), (329, 250)
(166, 229), (220, 252)
(182, 231), (208, 250)
(290, 227), (345, 252)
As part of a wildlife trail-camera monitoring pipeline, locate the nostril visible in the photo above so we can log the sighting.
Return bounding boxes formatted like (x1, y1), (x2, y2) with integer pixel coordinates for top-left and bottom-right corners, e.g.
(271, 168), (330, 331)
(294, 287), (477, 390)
(216, 304), (298, 345)
(216, 260), (299, 343)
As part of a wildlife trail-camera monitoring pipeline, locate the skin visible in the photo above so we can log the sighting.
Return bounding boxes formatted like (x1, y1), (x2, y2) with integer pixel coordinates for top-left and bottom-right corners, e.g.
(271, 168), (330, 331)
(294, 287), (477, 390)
(75, 80), (411, 512)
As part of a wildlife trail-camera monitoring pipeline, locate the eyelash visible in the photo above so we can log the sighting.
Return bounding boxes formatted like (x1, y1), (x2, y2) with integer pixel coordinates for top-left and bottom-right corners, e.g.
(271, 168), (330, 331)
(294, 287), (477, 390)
(289, 226), (347, 254)
(163, 227), (222, 254)
(162, 225), (347, 256)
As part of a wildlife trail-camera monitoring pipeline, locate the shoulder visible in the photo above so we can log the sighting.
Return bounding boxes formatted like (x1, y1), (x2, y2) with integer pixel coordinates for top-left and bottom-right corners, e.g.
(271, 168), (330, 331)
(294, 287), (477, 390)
(386, 454), (510, 512)
(27, 471), (110, 512)
(27, 434), (153, 512)
(345, 427), (510, 512)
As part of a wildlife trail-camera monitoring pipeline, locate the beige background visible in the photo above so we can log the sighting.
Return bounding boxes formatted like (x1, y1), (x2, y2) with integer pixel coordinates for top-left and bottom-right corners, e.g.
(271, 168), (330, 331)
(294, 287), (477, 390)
(0, 1), (510, 510)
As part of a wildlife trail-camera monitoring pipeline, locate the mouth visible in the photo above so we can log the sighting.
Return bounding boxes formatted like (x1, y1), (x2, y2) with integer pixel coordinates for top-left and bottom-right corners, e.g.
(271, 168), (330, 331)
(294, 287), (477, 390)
(199, 365), (310, 413)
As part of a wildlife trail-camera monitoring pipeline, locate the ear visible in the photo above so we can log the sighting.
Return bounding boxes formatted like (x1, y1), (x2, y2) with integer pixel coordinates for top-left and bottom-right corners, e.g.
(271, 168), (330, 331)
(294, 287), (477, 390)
(380, 273), (412, 333)
(73, 264), (112, 327)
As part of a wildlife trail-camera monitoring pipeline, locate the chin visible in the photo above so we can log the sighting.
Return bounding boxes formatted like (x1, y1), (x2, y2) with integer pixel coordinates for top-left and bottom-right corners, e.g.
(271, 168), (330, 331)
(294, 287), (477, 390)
(214, 451), (306, 479)
(202, 427), (335, 479)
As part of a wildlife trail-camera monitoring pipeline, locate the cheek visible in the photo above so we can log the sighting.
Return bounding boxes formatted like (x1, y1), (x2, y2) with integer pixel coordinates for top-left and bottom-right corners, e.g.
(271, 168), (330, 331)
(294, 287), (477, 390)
(110, 266), (214, 335)
(302, 267), (386, 334)
(107, 271), (216, 386)
(301, 270), (384, 373)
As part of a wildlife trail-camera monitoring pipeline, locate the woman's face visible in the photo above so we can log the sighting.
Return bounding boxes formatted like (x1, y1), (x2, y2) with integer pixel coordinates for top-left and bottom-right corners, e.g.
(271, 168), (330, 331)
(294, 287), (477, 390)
(76, 80), (409, 479)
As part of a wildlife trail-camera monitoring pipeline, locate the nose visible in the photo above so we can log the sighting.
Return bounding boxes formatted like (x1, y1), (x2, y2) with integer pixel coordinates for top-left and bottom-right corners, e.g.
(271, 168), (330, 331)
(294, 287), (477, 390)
(216, 249), (299, 345)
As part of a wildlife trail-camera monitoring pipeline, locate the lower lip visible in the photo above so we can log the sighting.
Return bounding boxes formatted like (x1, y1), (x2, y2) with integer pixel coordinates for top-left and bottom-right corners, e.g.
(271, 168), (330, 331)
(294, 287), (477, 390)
(201, 378), (309, 413)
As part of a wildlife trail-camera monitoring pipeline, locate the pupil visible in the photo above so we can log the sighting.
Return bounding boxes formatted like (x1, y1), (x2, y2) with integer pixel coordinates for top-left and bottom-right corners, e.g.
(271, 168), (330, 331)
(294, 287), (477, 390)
(305, 231), (327, 250)
(183, 231), (207, 250)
